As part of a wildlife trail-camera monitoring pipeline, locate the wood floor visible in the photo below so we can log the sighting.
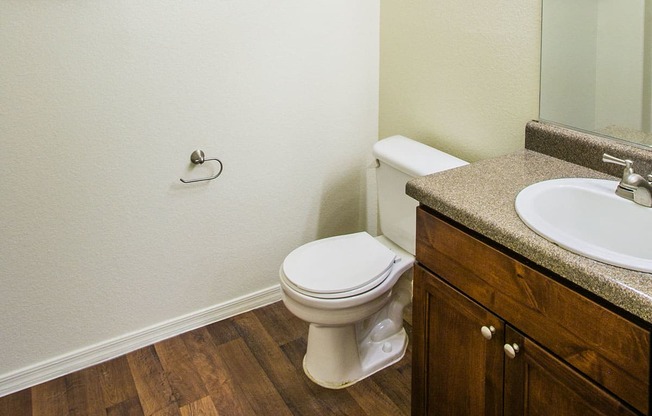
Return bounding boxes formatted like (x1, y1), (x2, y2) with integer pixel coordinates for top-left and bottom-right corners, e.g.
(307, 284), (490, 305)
(0, 301), (411, 415)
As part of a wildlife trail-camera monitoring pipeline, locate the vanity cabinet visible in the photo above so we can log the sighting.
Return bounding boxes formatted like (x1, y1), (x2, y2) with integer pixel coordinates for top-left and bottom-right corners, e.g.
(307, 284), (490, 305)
(412, 207), (651, 415)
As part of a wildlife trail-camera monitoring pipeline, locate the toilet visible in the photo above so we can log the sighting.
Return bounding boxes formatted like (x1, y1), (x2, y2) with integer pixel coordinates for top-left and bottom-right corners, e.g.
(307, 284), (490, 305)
(279, 135), (468, 389)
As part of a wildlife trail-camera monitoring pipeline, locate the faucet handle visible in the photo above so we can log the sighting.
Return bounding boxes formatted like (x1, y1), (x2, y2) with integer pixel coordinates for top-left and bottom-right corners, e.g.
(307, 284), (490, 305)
(602, 153), (633, 169)
(603, 153), (635, 183)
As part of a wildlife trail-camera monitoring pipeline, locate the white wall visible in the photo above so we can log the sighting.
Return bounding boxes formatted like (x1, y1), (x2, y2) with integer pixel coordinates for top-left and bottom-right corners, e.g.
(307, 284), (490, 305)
(0, 0), (379, 392)
(379, 0), (541, 162)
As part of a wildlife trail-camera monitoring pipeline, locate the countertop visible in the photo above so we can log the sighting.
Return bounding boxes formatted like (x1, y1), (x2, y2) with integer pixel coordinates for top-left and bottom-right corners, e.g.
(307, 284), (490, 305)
(406, 149), (652, 325)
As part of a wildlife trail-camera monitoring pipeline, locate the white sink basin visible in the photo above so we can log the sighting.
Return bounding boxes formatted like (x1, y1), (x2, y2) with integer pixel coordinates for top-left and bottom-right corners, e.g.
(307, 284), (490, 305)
(515, 178), (652, 273)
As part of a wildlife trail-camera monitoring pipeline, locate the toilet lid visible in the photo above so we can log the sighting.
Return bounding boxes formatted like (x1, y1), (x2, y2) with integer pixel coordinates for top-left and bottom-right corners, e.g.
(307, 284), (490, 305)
(282, 232), (397, 297)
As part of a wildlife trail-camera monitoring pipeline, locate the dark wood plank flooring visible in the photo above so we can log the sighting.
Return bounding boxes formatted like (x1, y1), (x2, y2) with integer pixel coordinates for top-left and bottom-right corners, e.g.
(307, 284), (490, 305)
(0, 301), (411, 415)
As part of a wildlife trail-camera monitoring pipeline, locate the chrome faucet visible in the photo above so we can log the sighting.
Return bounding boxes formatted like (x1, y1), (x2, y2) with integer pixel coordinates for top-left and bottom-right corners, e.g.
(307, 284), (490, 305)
(603, 153), (652, 207)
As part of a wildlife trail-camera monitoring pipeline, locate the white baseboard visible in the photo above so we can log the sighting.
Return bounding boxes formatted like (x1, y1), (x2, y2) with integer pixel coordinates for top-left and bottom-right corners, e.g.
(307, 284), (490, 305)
(0, 284), (282, 398)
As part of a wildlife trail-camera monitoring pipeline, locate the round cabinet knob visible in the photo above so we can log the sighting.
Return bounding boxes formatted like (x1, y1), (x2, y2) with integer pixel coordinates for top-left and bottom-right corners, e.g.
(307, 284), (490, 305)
(504, 343), (520, 359)
(480, 325), (496, 340)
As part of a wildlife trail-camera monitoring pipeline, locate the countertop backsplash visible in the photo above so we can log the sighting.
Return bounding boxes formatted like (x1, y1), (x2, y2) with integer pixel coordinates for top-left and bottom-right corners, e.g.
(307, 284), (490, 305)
(525, 120), (652, 177)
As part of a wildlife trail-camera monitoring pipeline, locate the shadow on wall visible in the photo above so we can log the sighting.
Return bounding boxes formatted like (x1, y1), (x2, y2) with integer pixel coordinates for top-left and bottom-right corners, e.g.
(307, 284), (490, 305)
(315, 163), (375, 240)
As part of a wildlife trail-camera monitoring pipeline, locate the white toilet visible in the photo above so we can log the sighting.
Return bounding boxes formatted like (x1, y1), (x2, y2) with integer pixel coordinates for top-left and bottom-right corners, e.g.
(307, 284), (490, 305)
(279, 135), (467, 389)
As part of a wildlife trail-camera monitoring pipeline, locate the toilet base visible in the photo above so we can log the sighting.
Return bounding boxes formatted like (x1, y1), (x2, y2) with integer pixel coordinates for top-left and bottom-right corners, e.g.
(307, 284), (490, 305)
(302, 323), (408, 389)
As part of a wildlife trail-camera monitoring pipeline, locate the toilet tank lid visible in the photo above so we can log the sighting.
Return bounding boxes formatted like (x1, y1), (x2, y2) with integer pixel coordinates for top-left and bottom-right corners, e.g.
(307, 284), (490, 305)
(372, 135), (468, 177)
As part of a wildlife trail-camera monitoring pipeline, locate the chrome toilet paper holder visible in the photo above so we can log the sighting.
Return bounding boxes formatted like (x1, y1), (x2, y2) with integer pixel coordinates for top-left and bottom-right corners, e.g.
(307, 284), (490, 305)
(179, 150), (224, 184)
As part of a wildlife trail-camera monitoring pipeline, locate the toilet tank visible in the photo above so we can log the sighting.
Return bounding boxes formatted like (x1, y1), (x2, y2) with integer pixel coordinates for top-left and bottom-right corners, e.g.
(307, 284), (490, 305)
(372, 135), (468, 255)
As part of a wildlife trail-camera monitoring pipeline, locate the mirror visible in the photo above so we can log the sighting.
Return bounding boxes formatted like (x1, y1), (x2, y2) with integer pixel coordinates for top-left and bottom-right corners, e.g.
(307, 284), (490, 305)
(539, 0), (652, 146)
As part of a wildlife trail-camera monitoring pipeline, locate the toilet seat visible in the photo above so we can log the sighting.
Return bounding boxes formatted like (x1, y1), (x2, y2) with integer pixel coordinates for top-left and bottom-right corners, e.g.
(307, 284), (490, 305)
(282, 232), (397, 299)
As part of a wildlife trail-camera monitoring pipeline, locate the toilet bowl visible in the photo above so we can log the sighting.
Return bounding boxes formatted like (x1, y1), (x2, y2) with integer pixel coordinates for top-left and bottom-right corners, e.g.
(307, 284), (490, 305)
(279, 135), (468, 389)
(280, 233), (414, 388)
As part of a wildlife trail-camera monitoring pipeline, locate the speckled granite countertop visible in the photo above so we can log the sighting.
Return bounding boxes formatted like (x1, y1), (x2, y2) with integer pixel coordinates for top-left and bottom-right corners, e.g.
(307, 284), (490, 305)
(407, 149), (652, 325)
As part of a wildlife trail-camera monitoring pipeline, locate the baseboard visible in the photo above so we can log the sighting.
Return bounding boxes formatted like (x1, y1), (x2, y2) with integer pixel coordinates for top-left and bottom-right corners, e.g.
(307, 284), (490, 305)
(0, 284), (282, 398)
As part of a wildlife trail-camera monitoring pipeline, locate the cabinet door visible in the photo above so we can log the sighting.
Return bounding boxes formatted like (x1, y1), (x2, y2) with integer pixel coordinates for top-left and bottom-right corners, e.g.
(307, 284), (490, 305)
(413, 265), (504, 416)
(504, 327), (639, 416)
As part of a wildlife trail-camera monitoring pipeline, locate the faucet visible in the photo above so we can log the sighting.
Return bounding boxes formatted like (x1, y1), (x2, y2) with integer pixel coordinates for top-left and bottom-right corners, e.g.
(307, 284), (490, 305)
(603, 153), (652, 207)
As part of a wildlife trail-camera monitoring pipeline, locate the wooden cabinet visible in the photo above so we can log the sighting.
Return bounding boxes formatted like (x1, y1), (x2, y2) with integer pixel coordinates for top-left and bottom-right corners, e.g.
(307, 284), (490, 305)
(412, 267), (503, 415)
(412, 207), (651, 415)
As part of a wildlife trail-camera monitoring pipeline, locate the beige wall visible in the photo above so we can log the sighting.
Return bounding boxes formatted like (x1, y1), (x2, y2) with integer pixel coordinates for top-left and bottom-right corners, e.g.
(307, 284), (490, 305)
(0, 0), (378, 393)
(380, 0), (542, 162)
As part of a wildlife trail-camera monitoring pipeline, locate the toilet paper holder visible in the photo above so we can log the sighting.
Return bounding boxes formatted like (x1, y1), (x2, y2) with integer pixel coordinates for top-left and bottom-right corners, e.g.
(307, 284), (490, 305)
(180, 150), (224, 184)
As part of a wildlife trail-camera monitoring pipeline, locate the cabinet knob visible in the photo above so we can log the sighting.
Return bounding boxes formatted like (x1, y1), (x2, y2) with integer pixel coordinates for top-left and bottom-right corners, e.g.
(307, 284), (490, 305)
(504, 343), (520, 359)
(480, 325), (496, 340)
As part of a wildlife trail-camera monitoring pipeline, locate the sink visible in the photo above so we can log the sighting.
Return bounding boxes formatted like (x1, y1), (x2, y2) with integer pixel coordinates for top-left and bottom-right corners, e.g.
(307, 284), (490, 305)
(515, 178), (652, 273)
